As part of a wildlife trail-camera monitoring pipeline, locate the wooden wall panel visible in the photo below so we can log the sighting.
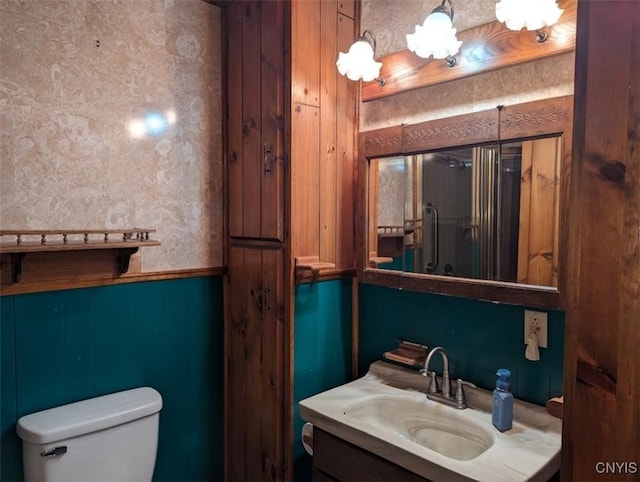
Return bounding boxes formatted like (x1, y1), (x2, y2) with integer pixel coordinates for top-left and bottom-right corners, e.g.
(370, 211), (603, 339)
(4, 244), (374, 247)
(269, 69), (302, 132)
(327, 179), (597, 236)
(261, 248), (285, 481)
(261, 1), (285, 240)
(241, 2), (263, 238)
(319, 0), (338, 266)
(224, 247), (247, 482)
(517, 137), (562, 287)
(367, 159), (379, 260)
(226, 2), (243, 238)
(337, 0), (356, 19)
(225, 246), (284, 481)
(228, 1), (285, 240)
(291, 103), (321, 259)
(289, 0), (357, 270)
(291, 0), (321, 106)
(563, 1), (640, 480)
(335, 11), (357, 269)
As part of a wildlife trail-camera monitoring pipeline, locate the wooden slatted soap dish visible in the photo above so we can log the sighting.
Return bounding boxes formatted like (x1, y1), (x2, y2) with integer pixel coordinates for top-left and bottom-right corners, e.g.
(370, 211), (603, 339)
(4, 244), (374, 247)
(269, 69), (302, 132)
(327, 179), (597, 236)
(383, 340), (428, 367)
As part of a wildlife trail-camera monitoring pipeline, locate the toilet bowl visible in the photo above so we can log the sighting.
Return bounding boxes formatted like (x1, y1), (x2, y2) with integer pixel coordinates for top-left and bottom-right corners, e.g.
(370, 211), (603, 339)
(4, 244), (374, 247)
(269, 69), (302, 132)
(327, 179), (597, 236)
(16, 387), (162, 482)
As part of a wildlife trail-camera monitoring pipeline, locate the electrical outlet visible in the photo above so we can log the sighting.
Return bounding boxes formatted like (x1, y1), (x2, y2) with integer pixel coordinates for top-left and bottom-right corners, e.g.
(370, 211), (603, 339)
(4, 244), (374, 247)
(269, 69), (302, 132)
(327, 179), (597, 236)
(524, 310), (548, 348)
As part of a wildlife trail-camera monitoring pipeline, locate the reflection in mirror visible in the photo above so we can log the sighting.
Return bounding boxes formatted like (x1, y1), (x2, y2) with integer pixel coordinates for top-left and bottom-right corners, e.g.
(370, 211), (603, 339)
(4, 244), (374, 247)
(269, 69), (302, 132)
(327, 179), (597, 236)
(373, 136), (561, 288)
(371, 157), (405, 271)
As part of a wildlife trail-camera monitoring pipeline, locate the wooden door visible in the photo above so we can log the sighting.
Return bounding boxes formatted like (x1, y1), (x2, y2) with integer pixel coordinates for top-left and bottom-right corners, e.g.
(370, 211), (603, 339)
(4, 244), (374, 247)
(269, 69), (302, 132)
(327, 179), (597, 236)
(225, 245), (284, 481)
(227, 0), (285, 240)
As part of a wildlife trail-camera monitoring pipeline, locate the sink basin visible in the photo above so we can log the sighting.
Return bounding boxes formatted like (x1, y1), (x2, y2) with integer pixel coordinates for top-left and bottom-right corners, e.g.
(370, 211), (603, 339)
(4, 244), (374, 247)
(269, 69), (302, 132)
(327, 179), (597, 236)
(344, 394), (494, 461)
(299, 361), (562, 481)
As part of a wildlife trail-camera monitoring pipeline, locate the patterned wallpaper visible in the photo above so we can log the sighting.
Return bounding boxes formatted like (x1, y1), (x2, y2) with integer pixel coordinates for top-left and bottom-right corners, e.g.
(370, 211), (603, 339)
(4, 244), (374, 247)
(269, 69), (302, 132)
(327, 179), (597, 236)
(0, 0), (223, 272)
(377, 158), (405, 228)
(360, 0), (575, 130)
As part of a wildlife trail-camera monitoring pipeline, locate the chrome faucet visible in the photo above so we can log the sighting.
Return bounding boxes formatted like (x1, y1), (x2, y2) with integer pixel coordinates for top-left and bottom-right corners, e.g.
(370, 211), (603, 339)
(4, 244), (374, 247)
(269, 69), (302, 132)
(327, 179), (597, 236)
(422, 346), (475, 409)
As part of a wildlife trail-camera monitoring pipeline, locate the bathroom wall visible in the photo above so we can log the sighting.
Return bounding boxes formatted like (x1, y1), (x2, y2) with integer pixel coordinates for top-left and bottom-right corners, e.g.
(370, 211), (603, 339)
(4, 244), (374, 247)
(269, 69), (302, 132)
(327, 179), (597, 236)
(0, 276), (223, 482)
(359, 285), (564, 406)
(293, 279), (353, 481)
(0, 0), (223, 272)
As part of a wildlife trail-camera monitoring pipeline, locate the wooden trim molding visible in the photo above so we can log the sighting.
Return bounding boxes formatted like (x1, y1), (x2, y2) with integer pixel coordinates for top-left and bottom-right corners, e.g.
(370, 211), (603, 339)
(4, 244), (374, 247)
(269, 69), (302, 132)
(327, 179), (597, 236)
(0, 267), (225, 296)
(356, 95), (573, 309)
(362, 0), (576, 101)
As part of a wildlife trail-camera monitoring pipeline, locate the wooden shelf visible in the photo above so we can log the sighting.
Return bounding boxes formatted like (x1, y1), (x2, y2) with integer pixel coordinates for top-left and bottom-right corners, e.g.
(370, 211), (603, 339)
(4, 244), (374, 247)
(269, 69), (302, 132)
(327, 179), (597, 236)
(369, 256), (394, 267)
(294, 256), (336, 281)
(0, 229), (160, 283)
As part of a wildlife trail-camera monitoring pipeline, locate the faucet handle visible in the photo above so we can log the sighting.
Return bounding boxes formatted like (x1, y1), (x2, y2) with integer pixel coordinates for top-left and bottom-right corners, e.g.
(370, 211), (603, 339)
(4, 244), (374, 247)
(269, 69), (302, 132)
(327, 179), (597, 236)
(454, 378), (476, 407)
(426, 371), (440, 394)
(456, 378), (476, 388)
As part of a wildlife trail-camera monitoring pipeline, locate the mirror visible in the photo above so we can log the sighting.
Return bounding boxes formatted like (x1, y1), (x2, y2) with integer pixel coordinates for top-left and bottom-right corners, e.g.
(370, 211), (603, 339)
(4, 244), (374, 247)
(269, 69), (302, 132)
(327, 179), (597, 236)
(358, 96), (573, 308)
(374, 136), (561, 288)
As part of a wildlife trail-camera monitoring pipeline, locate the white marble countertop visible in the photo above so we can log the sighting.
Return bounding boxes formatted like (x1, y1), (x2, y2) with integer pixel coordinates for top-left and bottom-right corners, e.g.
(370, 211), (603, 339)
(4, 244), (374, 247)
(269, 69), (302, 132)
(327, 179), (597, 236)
(299, 361), (561, 482)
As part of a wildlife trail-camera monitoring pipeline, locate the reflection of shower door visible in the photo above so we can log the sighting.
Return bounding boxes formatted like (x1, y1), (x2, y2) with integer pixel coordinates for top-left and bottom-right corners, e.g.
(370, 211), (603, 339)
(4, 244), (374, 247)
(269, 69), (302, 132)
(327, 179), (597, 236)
(471, 147), (499, 280)
(421, 153), (474, 277)
(421, 146), (521, 281)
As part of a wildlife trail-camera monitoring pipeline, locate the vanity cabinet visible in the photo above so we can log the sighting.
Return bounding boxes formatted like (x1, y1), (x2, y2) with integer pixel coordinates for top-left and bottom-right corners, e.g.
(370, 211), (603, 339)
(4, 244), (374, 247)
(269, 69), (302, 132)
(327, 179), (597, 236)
(313, 428), (428, 482)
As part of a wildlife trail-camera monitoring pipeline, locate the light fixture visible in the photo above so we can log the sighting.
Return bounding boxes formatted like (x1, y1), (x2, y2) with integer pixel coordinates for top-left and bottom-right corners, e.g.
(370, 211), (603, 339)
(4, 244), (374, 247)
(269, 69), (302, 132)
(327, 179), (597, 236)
(406, 0), (462, 67)
(495, 0), (564, 42)
(336, 30), (385, 85)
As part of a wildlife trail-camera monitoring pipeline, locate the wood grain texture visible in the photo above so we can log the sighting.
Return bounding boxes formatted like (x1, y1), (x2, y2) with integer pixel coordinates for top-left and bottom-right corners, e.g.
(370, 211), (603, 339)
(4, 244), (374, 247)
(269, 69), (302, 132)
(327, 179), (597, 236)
(337, 0), (355, 20)
(500, 96), (573, 140)
(367, 159), (379, 260)
(225, 247), (284, 482)
(224, 3), (287, 480)
(517, 142), (533, 285)
(563, 1), (640, 480)
(0, 267), (224, 296)
(517, 137), (562, 287)
(403, 110), (498, 154)
(290, 103), (321, 260)
(261, 0), (285, 240)
(335, 11), (357, 270)
(226, 1), (243, 238)
(616, 0), (640, 470)
(396, 271), (560, 308)
(362, 125), (403, 158)
(319, 0), (338, 267)
(355, 134), (369, 279)
(291, 0), (320, 106)
(362, 0), (576, 101)
(242, 1), (263, 238)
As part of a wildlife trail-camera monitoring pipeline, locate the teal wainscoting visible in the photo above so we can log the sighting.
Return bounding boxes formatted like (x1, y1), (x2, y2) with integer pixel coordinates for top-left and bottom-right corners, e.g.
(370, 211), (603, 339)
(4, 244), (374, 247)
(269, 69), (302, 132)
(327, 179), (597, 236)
(359, 284), (564, 406)
(293, 279), (353, 481)
(0, 276), (223, 482)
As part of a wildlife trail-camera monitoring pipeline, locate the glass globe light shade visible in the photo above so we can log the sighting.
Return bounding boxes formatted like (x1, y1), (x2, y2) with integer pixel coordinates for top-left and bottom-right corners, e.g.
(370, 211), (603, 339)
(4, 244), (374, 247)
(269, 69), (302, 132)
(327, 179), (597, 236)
(336, 39), (382, 82)
(495, 0), (564, 31)
(406, 10), (462, 60)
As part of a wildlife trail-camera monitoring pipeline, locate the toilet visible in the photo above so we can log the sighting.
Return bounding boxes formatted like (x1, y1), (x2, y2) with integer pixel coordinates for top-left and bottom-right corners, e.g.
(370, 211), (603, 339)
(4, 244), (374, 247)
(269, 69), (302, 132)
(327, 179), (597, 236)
(16, 387), (162, 482)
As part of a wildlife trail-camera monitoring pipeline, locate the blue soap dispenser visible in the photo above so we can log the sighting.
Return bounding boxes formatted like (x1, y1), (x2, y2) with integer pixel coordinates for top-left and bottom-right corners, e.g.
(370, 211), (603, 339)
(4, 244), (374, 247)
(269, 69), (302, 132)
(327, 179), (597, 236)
(492, 368), (514, 431)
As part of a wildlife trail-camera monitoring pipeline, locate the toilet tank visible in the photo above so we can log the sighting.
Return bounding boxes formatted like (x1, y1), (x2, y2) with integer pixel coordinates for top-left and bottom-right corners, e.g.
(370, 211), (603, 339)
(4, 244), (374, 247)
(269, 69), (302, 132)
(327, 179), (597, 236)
(17, 387), (162, 482)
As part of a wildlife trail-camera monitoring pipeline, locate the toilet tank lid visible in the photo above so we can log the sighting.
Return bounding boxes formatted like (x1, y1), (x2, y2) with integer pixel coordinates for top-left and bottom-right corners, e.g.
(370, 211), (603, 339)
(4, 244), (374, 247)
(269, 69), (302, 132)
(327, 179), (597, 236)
(17, 387), (162, 445)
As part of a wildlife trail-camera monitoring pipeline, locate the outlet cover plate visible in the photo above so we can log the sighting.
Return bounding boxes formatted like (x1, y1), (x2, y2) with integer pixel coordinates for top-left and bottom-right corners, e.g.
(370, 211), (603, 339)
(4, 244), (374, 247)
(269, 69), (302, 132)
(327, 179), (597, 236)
(524, 310), (548, 348)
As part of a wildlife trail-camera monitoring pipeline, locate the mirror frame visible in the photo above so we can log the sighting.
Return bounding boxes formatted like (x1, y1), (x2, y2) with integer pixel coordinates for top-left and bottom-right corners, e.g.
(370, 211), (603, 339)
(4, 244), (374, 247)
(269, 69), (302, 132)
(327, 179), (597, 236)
(356, 95), (573, 309)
